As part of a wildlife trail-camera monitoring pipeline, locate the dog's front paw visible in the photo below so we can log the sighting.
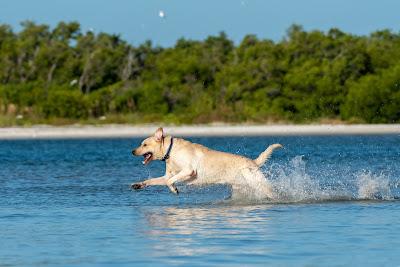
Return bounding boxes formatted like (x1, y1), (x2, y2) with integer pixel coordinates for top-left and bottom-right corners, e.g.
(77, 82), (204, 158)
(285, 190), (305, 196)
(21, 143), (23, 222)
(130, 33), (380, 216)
(131, 182), (146, 190)
(167, 184), (179, 195)
(172, 187), (179, 195)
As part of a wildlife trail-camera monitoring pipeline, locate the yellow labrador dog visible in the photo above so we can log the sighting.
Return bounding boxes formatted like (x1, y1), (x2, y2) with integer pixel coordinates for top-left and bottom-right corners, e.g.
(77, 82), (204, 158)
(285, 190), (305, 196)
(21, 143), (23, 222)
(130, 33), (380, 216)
(131, 128), (282, 199)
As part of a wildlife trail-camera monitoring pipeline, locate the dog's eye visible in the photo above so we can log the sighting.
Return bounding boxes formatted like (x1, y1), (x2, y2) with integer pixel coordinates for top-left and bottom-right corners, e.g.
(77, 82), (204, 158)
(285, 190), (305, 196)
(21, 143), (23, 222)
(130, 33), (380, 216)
(143, 144), (147, 147)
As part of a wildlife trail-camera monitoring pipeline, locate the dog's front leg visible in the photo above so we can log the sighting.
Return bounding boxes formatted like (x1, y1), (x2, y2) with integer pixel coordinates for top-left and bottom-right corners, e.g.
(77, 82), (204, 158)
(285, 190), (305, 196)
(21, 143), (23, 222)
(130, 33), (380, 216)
(166, 169), (196, 194)
(131, 176), (167, 190)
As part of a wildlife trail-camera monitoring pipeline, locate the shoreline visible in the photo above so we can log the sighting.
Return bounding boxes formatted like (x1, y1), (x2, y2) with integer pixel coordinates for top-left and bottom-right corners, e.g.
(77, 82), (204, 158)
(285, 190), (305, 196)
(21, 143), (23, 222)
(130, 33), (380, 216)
(0, 124), (399, 139)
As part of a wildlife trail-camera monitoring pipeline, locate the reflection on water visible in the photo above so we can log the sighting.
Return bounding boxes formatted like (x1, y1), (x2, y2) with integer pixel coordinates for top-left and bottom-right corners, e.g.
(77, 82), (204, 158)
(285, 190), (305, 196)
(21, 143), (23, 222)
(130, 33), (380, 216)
(140, 205), (275, 260)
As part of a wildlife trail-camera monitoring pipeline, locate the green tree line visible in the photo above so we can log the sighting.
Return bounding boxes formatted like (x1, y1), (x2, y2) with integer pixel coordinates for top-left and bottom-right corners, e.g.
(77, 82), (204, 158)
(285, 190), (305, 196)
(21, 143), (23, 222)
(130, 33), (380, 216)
(0, 21), (399, 124)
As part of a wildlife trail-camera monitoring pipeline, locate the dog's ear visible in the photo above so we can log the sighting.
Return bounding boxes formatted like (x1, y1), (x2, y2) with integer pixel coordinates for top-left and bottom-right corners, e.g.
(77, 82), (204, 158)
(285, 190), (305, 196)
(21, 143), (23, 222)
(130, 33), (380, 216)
(154, 127), (164, 142)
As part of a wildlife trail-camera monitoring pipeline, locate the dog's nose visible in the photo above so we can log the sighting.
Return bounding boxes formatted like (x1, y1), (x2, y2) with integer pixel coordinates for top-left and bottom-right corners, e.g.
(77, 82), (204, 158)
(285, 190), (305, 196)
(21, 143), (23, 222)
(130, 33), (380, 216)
(132, 149), (136, 156)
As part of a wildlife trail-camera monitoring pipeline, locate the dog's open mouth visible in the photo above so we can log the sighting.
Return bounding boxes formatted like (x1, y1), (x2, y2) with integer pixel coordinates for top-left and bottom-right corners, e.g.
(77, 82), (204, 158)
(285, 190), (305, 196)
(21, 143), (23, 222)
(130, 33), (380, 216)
(142, 152), (153, 165)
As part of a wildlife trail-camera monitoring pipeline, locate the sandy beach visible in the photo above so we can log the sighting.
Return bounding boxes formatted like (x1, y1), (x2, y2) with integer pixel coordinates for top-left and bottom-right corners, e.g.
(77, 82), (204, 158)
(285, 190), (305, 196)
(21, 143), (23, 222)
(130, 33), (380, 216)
(0, 124), (399, 139)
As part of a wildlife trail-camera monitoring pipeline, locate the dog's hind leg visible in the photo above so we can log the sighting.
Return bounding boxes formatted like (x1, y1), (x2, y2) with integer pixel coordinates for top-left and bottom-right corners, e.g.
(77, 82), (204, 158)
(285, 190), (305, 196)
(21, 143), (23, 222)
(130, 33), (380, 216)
(234, 167), (275, 200)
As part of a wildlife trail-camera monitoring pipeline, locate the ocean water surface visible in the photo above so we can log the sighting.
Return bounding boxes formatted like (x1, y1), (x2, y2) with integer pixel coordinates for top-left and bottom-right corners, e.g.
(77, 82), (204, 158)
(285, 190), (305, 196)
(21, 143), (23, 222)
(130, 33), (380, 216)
(1, 135), (400, 266)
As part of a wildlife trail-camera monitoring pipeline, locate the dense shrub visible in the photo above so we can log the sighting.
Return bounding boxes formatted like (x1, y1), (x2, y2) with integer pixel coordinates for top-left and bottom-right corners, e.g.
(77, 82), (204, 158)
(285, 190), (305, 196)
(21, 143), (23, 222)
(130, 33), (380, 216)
(342, 64), (400, 123)
(40, 90), (88, 119)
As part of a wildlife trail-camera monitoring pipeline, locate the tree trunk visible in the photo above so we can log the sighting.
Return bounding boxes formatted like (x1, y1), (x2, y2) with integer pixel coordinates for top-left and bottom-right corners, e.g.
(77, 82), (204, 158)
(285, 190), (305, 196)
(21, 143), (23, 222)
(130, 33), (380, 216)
(17, 51), (26, 82)
(79, 52), (94, 94)
(26, 46), (40, 81)
(46, 63), (57, 86)
(121, 48), (134, 81)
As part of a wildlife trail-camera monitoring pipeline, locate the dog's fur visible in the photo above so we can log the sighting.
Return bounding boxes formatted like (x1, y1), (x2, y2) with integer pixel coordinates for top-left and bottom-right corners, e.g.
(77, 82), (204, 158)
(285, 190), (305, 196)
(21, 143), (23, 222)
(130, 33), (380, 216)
(131, 128), (282, 199)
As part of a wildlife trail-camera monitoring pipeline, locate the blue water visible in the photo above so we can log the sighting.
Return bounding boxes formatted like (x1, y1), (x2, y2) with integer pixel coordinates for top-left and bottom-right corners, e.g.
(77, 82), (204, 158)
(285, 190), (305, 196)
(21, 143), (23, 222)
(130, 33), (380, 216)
(1, 135), (400, 266)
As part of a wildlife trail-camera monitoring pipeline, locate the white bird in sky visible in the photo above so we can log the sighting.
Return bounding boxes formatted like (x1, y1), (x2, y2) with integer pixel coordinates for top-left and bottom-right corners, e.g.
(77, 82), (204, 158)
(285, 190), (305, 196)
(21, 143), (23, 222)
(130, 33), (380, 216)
(158, 10), (166, 18)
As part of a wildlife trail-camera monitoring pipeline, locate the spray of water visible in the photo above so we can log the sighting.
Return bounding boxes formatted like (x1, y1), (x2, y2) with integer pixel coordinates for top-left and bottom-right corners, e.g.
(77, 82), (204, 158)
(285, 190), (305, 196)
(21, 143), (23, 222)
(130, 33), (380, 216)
(356, 171), (392, 200)
(228, 155), (395, 204)
(268, 156), (350, 202)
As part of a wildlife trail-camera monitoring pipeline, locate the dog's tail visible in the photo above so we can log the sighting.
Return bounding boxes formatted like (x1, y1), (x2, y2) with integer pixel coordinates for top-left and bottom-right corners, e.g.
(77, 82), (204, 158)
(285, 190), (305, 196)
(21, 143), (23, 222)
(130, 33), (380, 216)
(254, 144), (283, 167)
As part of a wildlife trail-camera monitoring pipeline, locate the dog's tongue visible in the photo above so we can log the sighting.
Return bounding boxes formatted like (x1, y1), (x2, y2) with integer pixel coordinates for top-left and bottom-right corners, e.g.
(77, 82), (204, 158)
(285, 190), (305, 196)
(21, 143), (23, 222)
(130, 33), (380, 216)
(142, 154), (152, 165)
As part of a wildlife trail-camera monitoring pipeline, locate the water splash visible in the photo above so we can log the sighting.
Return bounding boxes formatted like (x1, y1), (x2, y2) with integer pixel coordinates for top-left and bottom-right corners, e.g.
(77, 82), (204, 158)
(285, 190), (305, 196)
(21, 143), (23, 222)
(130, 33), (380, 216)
(356, 171), (392, 200)
(268, 155), (351, 203)
(228, 155), (396, 204)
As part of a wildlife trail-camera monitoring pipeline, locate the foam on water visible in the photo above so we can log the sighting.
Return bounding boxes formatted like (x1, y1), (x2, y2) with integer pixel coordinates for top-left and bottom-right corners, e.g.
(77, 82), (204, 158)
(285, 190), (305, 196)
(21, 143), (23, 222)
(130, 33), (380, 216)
(228, 155), (396, 204)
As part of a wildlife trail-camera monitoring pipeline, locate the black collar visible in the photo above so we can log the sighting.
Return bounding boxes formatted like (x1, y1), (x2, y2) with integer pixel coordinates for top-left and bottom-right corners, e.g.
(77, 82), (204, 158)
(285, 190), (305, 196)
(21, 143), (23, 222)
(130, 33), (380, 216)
(161, 137), (173, 161)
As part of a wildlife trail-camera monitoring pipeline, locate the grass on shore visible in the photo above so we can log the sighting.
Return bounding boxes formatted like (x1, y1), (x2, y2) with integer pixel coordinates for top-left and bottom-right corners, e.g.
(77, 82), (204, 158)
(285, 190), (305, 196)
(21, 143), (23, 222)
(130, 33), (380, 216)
(0, 113), (362, 127)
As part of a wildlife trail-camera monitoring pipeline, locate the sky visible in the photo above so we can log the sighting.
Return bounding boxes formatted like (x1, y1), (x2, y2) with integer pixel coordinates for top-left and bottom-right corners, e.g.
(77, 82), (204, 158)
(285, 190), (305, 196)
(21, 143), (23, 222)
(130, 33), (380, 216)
(1, 0), (400, 47)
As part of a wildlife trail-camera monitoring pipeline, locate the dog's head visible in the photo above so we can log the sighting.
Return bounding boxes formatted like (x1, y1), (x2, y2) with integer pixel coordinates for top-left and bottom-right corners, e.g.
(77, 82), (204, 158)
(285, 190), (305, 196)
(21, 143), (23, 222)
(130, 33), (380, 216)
(132, 127), (166, 165)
